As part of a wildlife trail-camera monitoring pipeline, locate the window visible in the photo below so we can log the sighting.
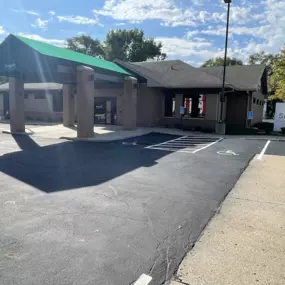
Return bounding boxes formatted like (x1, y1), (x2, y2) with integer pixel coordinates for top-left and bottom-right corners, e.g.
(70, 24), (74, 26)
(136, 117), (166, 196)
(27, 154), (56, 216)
(253, 97), (256, 104)
(183, 95), (205, 118)
(24, 93), (29, 99)
(53, 92), (63, 112)
(34, 92), (45, 99)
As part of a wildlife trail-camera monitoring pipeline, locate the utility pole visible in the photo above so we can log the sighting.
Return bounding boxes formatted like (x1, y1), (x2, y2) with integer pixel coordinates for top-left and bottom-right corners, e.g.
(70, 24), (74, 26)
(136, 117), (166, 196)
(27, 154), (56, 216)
(216, 0), (231, 134)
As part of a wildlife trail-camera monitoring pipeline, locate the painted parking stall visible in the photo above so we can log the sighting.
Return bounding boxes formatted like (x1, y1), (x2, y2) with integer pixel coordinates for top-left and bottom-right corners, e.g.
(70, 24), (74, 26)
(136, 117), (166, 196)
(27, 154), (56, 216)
(145, 135), (223, 153)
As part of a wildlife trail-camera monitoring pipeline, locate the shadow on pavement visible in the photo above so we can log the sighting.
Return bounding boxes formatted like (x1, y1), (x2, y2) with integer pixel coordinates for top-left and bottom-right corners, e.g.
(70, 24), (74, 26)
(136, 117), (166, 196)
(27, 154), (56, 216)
(12, 134), (40, 151)
(0, 136), (170, 193)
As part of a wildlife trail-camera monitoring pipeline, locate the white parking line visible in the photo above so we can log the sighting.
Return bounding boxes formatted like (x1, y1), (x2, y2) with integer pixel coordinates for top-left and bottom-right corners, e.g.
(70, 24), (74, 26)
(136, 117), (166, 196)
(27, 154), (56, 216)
(192, 138), (223, 153)
(146, 136), (222, 154)
(133, 274), (152, 285)
(257, 140), (271, 160)
(145, 135), (189, 149)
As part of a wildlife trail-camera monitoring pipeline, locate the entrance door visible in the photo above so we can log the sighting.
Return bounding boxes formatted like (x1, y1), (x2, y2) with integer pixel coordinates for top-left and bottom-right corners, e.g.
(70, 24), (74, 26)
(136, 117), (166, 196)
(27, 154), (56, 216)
(226, 92), (248, 133)
(94, 97), (117, 124)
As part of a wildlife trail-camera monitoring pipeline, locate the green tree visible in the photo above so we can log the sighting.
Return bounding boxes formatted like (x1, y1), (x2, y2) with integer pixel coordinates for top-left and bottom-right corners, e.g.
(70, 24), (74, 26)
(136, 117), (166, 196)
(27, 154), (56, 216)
(248, 51), (279, 76)
(104, 29), (166, 62)
(201, 57), (243, 67)
(0, 76), (7, 84)
(66, 35), (105, 58)
(269, 48), (285, 101)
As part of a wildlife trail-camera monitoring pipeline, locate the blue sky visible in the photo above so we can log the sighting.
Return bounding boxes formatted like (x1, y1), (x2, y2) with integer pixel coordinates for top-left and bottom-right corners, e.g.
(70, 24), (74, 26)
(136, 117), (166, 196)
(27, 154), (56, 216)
(0, 0), (284, 66)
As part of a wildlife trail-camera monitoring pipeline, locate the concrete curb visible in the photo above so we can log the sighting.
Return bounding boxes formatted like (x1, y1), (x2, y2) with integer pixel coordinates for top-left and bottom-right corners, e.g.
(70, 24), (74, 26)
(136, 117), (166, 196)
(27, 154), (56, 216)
(2, 130), (33, 136)
(242, 137), (285, 141)
(59, 131), (153, 143)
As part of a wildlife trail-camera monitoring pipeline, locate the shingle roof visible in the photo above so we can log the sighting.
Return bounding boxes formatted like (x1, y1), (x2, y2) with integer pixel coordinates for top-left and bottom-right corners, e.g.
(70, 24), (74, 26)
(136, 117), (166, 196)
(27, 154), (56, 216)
(0, 82), (63, 91)
(13, 35), (129, 76)
(115, 59), (233, 89)
(200, 64), (266, 91)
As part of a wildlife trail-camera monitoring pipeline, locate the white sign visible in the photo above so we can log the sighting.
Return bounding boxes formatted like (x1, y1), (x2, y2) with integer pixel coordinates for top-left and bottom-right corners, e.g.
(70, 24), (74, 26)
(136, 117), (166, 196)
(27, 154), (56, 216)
(4, 63), (16, 70)
(274, 103), (285, 131)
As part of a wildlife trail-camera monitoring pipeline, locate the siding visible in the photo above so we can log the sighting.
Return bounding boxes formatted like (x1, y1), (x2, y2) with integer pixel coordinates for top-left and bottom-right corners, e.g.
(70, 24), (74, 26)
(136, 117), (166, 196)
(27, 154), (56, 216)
(205, 94), (219, 121)
(251, 91), (265, 125)
(136, 84), (164, 127)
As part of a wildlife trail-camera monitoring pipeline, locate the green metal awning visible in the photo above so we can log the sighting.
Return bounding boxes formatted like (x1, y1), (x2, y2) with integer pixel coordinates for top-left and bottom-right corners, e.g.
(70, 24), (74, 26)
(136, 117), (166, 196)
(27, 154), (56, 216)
(14, 35), (129, 76)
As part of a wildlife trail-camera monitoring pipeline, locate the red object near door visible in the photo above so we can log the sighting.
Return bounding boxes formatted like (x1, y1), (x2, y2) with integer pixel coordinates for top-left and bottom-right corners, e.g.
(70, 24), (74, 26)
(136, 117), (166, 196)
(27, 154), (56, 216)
(202, 95), (206, 115)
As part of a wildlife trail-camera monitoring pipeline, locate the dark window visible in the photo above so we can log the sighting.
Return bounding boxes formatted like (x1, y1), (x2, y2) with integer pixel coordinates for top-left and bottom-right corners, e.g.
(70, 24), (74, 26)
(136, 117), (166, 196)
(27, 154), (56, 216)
(53, 92), (63, 112)
(24, 93), (29, 99)
(253, 97), (256, 104)
(34, 92), (45, 99)
(184, 95), (205, 118)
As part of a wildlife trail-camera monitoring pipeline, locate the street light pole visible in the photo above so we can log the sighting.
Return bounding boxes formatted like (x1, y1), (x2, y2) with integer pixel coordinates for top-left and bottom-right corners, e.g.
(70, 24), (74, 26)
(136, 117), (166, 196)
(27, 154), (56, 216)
(219, 0), (231, 123)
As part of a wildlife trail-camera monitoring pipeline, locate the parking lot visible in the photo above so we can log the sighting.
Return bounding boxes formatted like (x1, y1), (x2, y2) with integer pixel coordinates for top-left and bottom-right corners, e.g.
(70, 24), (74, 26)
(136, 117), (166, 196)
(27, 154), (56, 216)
(0, 132), (284, 285)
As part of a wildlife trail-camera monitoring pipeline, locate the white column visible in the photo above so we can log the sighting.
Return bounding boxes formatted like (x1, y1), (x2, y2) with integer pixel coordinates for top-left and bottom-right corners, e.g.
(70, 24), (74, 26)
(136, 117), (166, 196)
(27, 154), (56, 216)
(9, 77), (25, 133)
(63, 84), (75, 127)
(123, 76), (137, 130)
(76, 66), (95, 138)
(106, 100), (111, 124)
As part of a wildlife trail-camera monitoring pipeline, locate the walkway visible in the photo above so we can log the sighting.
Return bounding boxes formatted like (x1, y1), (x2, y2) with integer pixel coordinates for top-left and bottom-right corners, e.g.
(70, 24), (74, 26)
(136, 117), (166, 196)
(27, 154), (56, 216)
(171, 154), (285, 285)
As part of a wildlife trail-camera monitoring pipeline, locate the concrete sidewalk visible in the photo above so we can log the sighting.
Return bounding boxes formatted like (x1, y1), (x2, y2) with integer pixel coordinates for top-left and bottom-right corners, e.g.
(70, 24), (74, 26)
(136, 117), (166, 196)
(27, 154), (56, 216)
(171, 155), (285, 285)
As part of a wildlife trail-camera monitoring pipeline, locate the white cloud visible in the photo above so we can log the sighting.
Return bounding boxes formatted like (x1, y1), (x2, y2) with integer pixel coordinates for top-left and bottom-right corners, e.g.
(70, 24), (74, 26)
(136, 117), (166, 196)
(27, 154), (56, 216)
(93, 0), (197, 27)
(31, 18), (48, 29)
(18, 33), (65, 47)
(115, 22), (126, 26)
(186, 30), (200, 38)
(49, 11), (55, 16)
(0, 26), (5, 35)
(156, 37), (212, 57)
(57, 15), (102, 26)
(11, 9), (39, 16)
(191, 0), (203, 6)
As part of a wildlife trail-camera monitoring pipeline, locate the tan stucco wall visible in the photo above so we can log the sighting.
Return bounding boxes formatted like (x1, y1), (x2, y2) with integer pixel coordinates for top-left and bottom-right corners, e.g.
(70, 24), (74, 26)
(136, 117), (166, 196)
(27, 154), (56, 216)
(205, 94), (219, 121)
(136, 84), (164, 127)
(159, 117), (217, 131)
(251, 91), (265, 125)
(0, 93), (4, 115)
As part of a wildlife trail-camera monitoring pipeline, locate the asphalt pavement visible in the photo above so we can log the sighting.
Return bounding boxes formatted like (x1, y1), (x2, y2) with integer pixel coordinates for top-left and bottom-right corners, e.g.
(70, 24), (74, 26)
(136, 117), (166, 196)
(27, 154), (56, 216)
(0, 133), (281, 285)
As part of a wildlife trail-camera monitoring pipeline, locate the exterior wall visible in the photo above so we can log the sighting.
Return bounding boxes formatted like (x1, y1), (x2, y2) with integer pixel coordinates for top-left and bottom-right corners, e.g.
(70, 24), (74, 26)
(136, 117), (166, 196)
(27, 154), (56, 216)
(24, 91), (62, 122)
(0, 90), (63, 122)
(159, 117), (217, 131)
(251, 91), (265, 125)
(0, 93), (4, 116)
(136, 84), (164, 127)
(158, 93), (219, 132)
(205, 94), (219, 121)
